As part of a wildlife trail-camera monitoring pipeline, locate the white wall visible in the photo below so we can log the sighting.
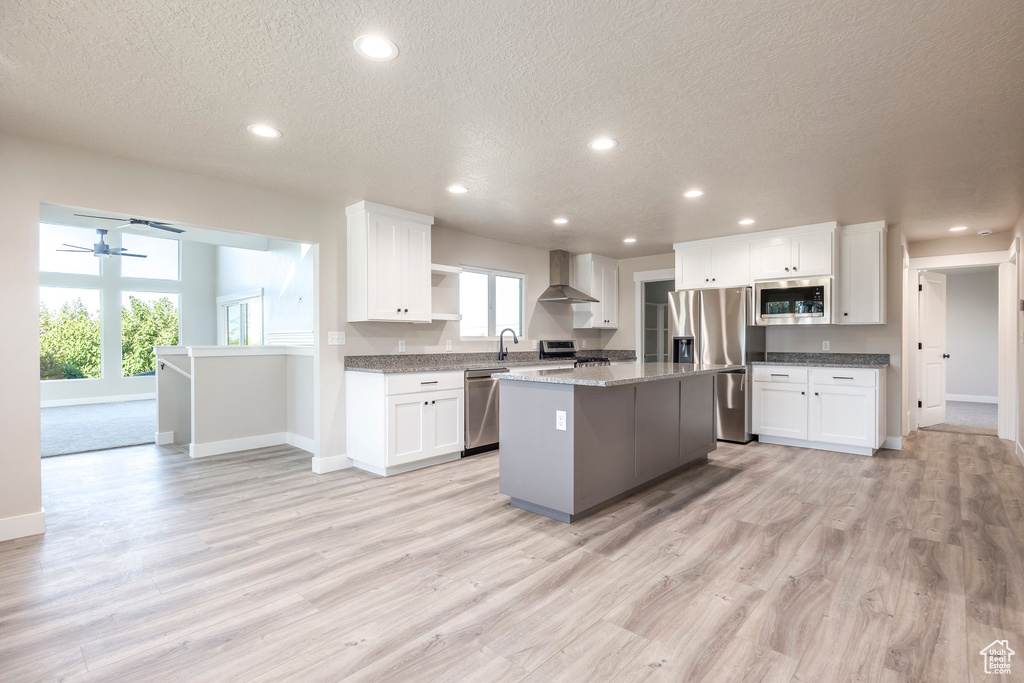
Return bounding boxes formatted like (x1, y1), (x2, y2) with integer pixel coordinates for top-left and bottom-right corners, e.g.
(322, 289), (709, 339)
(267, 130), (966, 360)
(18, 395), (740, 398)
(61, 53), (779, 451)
(215, 239), (315, 340)
(39, 239), (217, 404)
(907, 232), (1013, 258)
(944, 269), (999, 400)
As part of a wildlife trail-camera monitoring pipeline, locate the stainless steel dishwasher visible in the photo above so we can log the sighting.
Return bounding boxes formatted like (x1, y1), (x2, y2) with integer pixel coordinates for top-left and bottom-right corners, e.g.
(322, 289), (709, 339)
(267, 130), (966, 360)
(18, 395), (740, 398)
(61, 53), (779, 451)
(464, 367), (508, 456)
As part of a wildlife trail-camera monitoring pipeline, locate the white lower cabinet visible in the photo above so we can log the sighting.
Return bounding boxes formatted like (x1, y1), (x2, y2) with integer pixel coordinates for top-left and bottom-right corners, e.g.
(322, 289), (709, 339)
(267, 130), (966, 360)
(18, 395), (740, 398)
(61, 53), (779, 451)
(752, 382), (807, 439)
(752, 365), (884, 455)
(348, 370), (465, 475)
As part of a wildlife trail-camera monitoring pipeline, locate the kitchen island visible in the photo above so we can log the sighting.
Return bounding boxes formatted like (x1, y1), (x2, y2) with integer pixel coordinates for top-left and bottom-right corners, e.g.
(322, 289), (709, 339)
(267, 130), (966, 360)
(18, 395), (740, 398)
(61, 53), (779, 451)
(494, 362), (743, 522)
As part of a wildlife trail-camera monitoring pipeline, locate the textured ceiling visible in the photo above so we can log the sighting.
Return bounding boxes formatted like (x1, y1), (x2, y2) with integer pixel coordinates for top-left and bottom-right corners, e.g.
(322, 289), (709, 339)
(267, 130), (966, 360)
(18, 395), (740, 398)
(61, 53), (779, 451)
(2, 0), (1023, 257)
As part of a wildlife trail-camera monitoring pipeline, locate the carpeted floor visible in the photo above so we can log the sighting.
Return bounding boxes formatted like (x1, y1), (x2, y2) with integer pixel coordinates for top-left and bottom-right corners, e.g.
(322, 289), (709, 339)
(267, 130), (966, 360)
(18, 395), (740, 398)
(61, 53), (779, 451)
(922, 400), (998, 436)
(41, 399), (156, 457)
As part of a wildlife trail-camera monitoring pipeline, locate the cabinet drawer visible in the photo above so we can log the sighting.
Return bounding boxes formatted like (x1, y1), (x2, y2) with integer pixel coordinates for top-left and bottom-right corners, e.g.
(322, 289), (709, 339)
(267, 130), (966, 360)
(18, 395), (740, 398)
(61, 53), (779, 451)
(386, 371), (463, 395)
(752, 366), (808, 384)
(810, 368), (876, 388)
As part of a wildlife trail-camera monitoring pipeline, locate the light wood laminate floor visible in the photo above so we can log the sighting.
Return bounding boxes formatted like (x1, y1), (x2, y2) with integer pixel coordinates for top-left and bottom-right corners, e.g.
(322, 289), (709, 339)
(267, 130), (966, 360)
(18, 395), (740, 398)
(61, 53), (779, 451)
(2, 430), (1023, 681)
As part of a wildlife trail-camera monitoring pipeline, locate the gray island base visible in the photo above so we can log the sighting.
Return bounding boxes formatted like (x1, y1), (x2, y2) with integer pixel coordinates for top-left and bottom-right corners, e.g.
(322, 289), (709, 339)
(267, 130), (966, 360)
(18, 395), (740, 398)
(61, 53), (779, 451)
(495, 363), (743, 523)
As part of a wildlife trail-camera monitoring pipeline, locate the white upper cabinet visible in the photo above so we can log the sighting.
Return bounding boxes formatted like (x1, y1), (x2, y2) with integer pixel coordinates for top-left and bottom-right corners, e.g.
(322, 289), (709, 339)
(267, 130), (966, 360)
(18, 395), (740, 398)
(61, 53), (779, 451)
(791, 231), (833, 277)
(347, 202), (434, 323)
(574, 254), (619, 329)
(838, 222), (887, 325)
(675, 243), (750, 289)
(750, 230), (833, 280)
(677, 222), (836, 290)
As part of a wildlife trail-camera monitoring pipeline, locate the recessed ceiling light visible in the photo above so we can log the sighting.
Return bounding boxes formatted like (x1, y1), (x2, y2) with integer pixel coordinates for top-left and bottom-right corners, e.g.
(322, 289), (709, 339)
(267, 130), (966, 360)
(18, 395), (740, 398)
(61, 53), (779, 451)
(247, 124), (281, 138)
(684, 189), (704, 198)
(738, 218), (755, 225)
(446, 185), (468, 194)
(588, 137), (617, 151)
(949, 226), (967, 232)
(553, 218), (568, 225)
(623, 237), (637, 243)
(354, 35), (399, 61)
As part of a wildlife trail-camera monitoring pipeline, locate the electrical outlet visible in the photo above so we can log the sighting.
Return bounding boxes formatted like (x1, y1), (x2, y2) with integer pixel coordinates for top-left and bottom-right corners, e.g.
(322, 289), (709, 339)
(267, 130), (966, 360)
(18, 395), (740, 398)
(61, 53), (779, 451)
(327, 332), (346, 346)
(822, 341), (830, 351)
(445, 340), (452, 351)
(555, 410), (567, 431)
(398, 340), (406, 353)
(532, 340), (538, 350)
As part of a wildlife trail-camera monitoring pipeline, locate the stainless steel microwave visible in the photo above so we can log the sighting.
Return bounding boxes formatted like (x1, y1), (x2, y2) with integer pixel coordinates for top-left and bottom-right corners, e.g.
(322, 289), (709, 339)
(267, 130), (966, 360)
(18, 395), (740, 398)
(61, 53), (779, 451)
(753, 278), (832, 325)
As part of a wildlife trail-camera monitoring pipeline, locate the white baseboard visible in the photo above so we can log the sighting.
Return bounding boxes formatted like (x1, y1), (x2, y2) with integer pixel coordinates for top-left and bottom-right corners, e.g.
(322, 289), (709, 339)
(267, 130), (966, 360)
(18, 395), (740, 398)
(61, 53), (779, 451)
(312, 454), (352, 474)
(286, 433), (314, 453)
(350, 452), (462, 477)
(155, 431), (174, 446)
(882, 436), (903, 451)
(190, 432), (288, 458)
(945, 394), (998, 404)
(757, 435), (876, 457)
(188, 432), (316, 458)
(41, 392), (155, 408)
(0, 509), (45, 542)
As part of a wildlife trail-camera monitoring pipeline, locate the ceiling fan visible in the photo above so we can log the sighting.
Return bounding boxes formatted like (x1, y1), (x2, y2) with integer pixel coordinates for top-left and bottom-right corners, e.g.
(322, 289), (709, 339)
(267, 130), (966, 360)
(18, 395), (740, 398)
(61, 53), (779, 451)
(73, 213), (185, 234)
(57, 229), (147, 258)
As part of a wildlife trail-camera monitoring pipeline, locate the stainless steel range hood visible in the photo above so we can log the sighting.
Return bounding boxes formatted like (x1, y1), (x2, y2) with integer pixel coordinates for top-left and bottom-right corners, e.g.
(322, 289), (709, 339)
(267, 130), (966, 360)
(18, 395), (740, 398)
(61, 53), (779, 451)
(538, 250), (599, 304)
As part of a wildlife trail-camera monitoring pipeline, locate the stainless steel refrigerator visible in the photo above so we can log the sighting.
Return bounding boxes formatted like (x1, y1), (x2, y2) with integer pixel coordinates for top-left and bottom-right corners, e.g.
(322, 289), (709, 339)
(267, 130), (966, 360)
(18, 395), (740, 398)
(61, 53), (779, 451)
(668, 287), (766, 443)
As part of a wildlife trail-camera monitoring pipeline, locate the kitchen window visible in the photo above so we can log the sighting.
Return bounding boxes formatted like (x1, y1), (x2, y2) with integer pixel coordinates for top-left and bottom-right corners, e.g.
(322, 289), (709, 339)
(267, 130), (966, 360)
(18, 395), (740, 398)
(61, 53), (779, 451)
(459, 268), (524, 339)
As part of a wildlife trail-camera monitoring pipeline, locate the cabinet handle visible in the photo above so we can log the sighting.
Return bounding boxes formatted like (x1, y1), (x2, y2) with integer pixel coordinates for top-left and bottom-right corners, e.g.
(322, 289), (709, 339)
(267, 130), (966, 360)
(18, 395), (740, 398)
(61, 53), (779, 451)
(404, 308), (409, 313)
(815, 392), (819, 396)
(705, 278), (709, 282)
(431, 400), (435, 405)
(942, 353), (950, 359)
(424, 401), (428, 405)
(397, 308), (401, 313)
(420, 381), (438, 385)
(770, 373), (788, 377)
(801, 391), (805, 395)
(712, 278), (716, 282)
(844, 312), (849, 316)
(785, 267), (790, 272)
(834, 376), (854, 381)
(793, 267), (798, 272)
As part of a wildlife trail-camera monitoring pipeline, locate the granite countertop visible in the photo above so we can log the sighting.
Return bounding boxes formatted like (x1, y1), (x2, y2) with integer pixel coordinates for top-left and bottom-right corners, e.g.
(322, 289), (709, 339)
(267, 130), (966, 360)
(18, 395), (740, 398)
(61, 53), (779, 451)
(493, 362), (744, 387)
(345, 350), (637, 374)
(751, 352), (889, 369)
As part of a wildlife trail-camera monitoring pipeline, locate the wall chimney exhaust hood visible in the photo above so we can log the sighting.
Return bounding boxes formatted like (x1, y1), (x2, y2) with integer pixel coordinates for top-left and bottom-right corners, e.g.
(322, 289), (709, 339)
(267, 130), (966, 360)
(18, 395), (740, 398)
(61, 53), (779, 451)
(538, 250), (599, 304)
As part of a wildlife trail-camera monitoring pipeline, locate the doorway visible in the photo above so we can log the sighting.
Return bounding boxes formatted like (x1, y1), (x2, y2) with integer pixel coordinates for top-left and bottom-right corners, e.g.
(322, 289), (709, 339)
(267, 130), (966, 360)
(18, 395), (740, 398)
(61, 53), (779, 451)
(634, 270), (675, 363)
(918, 267), (999, 436)
(908, 240), (1018, 440)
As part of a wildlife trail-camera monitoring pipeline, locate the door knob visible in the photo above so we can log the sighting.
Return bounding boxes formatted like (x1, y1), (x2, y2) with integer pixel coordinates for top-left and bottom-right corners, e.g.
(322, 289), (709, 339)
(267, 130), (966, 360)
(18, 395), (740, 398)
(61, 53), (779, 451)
(942, 353), (950, 359)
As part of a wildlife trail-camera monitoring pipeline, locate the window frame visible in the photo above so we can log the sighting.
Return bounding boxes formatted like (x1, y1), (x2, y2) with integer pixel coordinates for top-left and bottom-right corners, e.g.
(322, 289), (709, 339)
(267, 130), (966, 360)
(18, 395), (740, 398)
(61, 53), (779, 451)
(119, 232), (182, 282)
(458, 266), (526, 341)
(216, 288), (264, 346)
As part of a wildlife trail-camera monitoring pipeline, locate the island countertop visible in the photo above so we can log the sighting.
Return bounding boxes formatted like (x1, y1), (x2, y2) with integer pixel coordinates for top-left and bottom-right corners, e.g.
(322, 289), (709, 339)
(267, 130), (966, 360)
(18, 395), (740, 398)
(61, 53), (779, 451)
(493, 362), (745, 387)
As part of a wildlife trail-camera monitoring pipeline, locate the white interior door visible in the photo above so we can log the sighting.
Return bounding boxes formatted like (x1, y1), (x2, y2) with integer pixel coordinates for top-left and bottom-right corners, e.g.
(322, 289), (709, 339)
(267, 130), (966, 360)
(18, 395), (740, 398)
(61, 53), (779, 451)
(919, 271), (947, 428)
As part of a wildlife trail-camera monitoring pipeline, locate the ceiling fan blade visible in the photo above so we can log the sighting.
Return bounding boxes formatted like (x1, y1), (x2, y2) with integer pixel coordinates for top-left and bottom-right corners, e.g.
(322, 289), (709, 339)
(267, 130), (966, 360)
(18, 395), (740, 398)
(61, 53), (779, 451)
(119, 253), (148, 258)
(60, 243), (91, 249)
(73, 214), (126, 221)
(56, 248), (92, 252)
(148, 223), (185, 234)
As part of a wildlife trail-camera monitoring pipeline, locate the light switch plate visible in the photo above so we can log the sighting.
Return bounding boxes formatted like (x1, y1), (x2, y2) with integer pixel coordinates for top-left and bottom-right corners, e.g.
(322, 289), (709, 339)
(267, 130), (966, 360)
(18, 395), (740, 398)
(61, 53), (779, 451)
(555, 410), (567, 431)
(327, 332), (345, 346)
(398, 340), (406, 353)
(445, 340), (452, 351)
(581, 340), (588, 349)
(822, 341), (830, 351)
(532, 340), (538, 350)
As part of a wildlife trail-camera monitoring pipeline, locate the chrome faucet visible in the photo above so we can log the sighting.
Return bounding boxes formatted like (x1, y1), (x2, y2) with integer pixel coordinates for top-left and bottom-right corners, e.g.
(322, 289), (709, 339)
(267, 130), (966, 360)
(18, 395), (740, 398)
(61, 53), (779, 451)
(498, 328), (519, 361)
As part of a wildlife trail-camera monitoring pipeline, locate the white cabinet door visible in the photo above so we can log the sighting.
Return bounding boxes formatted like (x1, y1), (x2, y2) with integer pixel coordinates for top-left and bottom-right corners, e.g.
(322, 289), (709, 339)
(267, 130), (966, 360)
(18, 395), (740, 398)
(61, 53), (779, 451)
(366, 212), (403, 321)
(750, 237), (792, 280)
(791, 232), (832, 277)
(839, 227), (885, 324)
(810, 384), (876, 447)
(401, 220), (432, 322)
(429, 389), (464, 456)
(752, 382), (808, 439)
(676, 247), (712, 289)
(387, 394), (430, 465)
(710, 243), (750, 287)
(600, 259), (619, 328)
